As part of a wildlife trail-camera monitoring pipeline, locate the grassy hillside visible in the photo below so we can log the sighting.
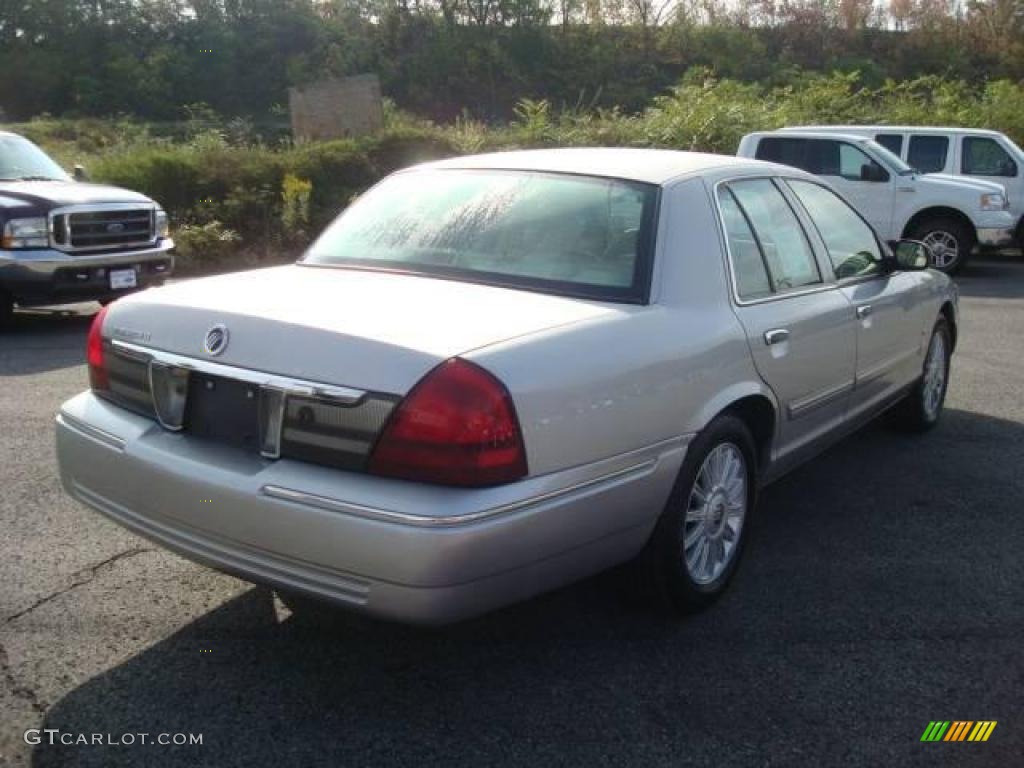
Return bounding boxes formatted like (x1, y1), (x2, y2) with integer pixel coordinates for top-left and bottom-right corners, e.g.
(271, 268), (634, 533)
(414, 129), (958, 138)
(7, 73), (1024, 274)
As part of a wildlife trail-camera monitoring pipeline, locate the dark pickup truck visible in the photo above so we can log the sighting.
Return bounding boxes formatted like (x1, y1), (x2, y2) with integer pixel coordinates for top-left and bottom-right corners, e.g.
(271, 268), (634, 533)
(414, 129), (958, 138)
(0, 130), (173, 325)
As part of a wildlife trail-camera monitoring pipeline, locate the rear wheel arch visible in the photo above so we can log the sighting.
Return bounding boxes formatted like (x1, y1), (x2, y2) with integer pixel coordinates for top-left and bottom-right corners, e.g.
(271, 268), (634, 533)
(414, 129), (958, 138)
(720, 394), (776, 473)
(939, 301), (957, 351)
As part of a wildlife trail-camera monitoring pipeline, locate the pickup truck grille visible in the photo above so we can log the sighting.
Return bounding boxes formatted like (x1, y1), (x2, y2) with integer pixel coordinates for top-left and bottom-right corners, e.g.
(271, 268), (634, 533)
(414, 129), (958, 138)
(51, 207), (155, 252)
(100, 342), (399, 472)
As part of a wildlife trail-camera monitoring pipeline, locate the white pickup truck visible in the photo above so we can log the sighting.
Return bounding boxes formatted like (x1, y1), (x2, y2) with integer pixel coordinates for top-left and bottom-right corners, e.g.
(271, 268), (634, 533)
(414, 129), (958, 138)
(737, 130), (1016, 273)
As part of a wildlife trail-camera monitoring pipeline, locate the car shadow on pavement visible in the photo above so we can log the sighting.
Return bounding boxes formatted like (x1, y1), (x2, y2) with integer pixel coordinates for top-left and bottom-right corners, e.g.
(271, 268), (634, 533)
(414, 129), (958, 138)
(957, 255), (1024, 298)
(0, 308), (95, 376)
(30, 408), (1024, 768)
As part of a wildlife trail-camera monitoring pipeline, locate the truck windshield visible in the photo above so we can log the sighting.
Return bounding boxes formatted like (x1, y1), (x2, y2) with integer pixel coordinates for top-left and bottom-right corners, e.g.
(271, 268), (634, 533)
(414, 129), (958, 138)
(0, 135), (70, 182)
(302, 169), (658, 303)
(864, 139), (915, 175)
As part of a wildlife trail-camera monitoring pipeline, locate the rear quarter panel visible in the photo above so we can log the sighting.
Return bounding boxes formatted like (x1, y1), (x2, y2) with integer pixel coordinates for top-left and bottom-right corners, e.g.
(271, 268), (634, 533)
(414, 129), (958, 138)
(468, 177), (776, 476)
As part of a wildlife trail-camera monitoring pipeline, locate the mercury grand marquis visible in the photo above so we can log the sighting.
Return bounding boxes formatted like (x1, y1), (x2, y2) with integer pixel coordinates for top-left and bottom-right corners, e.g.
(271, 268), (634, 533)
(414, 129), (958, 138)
(56, 149), (958, 624)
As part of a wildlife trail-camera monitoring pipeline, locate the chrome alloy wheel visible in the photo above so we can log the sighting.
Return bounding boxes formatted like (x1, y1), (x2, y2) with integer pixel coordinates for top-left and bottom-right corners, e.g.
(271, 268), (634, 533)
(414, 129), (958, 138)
(683, 442), (748, 585)
(922, 330), (947, 420)
(922, 230), (960, 270)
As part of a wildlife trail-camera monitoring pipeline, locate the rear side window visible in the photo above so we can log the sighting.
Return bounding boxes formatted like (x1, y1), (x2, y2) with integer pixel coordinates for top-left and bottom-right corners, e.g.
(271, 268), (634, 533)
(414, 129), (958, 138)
(962, 137), (1018, 177)
(875, 134), (904, 156)
(754, 138), (810, 173)
(787, 180), (883, 280)
(718, 188), (771, 299)
(721, 179), (821, 294)
(907, 135), (949, 173)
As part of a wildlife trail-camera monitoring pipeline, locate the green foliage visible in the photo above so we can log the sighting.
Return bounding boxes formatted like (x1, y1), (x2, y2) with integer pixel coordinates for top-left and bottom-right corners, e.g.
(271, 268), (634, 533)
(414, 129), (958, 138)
(12, 72), (1024, 275)
(172, 221), (242, 275)
(281, 174), (313, 243)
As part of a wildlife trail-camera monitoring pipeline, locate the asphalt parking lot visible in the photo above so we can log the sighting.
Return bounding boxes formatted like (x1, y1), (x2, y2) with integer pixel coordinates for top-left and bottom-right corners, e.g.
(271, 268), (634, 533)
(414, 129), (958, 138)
(1, 258), (1022, 768)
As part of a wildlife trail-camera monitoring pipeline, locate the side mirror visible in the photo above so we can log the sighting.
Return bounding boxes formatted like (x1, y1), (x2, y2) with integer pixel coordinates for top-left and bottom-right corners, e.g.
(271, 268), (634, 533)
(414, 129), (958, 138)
(860, 163), (889, 183)
(72, 164), (89, 182)
(892, 239), (931, 271)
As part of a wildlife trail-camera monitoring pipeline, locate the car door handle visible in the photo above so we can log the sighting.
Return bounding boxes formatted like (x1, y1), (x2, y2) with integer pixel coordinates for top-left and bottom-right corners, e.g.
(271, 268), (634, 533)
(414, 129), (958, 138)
(764, 329), (790, 346)
(857, 305), (873, 319)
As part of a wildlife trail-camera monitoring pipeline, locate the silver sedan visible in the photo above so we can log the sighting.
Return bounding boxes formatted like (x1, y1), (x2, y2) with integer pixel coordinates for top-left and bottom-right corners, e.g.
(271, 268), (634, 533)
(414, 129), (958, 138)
(56, 149), (957, 624)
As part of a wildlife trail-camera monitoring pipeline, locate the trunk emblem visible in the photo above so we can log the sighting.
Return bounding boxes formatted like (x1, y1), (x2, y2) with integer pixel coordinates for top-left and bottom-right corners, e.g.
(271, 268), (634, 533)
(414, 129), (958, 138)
(203, 325), (230, 356)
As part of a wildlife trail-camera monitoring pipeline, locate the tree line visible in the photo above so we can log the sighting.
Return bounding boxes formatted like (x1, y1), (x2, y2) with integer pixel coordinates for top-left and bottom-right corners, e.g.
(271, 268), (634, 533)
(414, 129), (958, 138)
(1, 0), (1022, 123)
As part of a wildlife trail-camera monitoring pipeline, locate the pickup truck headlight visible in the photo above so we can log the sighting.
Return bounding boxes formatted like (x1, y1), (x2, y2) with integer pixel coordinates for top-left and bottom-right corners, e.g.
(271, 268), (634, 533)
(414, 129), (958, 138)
(1, 217), (49, 249)
(980, 193), (1008, 211)
(155, 209), (170, 239)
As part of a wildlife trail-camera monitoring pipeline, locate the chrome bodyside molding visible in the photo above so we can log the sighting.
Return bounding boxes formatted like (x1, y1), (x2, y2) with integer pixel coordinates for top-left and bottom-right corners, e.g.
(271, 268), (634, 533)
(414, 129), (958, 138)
(259, 434), (692, 527)
(788, 379), (855, 420)
(856, 348), (919, 387)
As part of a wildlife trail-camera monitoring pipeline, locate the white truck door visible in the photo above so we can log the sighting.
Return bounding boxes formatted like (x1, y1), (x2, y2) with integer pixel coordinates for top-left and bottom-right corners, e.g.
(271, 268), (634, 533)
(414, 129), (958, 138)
(959, 134), (1023, 229)
(815, 139), (895, 239)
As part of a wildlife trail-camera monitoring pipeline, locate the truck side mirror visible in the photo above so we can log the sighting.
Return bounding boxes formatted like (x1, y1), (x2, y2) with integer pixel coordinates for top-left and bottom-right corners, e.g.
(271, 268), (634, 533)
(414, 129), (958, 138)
(73, 164), (89, 182)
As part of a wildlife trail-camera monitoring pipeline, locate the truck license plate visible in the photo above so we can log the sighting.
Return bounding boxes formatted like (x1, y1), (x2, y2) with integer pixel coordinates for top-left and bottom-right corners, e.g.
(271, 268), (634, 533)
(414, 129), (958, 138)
(109, 269), (137, 290)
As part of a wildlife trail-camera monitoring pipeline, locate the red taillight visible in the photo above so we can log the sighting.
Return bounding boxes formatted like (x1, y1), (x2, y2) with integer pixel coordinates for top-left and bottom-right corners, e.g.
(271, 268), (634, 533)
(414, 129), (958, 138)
(87, 305), (110, 390)
(369, 358), (528, 487)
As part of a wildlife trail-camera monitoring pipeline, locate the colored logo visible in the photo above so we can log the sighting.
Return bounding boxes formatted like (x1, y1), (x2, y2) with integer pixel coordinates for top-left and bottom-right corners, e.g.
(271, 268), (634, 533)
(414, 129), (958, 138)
(203, 324), (229, 356)
(920, 721), (997, 742)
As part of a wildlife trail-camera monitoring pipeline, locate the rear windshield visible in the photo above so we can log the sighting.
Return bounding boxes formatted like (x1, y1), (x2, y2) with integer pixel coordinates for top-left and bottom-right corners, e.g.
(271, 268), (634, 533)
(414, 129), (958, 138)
(301, 169), (659, 303)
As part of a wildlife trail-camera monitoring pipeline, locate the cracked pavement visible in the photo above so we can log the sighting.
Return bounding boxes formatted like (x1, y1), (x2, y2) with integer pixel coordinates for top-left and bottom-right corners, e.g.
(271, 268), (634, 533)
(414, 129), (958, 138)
(1, 260), (1022, 767)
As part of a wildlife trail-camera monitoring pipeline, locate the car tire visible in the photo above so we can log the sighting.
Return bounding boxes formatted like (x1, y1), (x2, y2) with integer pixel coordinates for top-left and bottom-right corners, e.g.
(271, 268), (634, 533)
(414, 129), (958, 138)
(640, 414), (757, 614)
(894, 318), (952, 432)
(0, 292), (13, 329)
(908, 217), (974, 274)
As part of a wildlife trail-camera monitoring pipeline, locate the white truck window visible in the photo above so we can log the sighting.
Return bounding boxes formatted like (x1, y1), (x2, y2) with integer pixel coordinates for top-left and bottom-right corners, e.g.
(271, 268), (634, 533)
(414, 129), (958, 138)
(907, 136), (949, 173)
(962, 137), (1018, 178)
(875, 134), (904, 156)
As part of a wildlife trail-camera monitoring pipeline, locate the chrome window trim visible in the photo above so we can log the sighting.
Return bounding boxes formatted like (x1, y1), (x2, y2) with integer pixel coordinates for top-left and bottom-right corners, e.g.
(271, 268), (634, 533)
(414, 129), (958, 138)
(47, 202), (158, 254)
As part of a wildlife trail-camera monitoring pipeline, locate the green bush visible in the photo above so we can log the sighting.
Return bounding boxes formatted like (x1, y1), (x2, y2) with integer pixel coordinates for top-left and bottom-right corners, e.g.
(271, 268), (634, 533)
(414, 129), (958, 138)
(15, 72), (1024, 275)
(172, 221), (242, 274)
(281, 173), (313, 243)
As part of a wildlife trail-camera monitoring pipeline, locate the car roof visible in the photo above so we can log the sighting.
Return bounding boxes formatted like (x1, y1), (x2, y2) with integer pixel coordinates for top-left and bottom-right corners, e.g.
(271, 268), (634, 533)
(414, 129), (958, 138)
(782, 125), (1006, 138)
(416, 148), (771, 185)
(749, 130), (875, 144)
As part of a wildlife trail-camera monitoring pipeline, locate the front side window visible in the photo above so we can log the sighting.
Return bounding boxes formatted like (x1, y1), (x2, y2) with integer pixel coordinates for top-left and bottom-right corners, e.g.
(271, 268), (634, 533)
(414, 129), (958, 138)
(962, 137), (1018, 177)
(836, 142), (888, 181)
(787, 180), (883, 280)
(0, 135), (69, 181)
(303, 169), (658, 303)
(908, 135), (949, 173)
(725, 179), (821, 292)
